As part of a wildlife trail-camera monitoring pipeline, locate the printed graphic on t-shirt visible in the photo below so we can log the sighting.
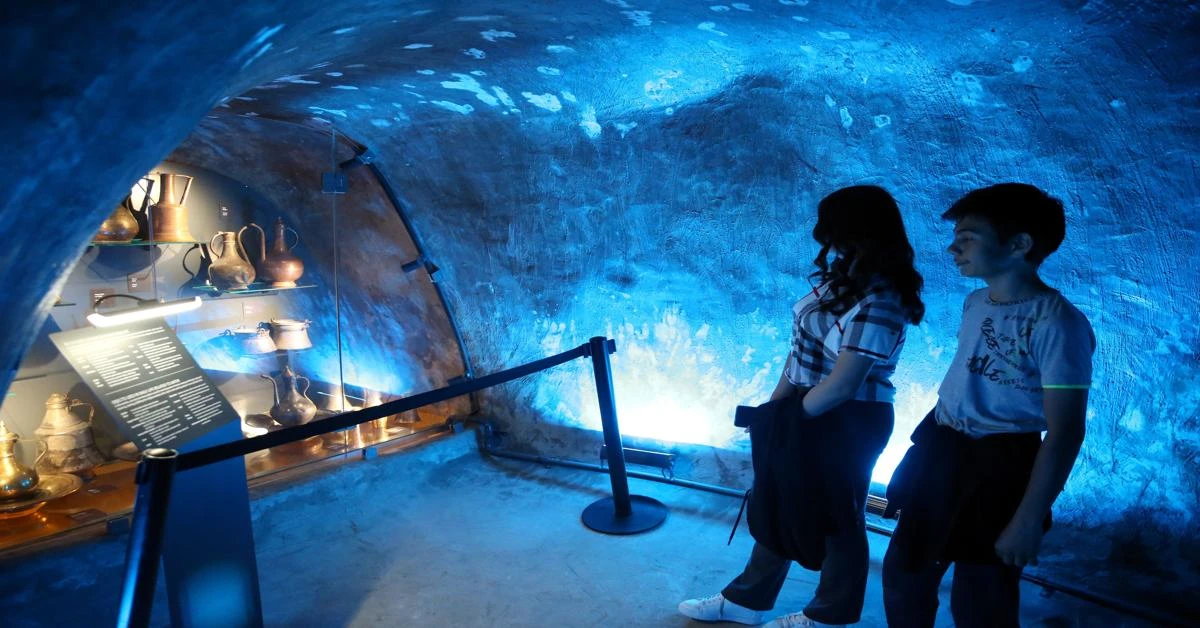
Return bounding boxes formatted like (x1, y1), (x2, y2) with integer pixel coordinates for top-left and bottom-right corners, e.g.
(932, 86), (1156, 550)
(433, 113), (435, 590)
(937, 289), (1096, 436)
(967, 314), (1039, 391)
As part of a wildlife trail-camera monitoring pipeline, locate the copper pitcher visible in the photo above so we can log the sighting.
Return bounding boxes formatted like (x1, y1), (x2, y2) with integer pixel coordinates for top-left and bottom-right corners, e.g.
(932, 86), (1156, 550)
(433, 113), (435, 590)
(0, 421), (43, 500)
(261, 365), (317, 427)
(34, 393), (104, 476)
(150, 172), (195, 242)
(323, 384), (368, 449)
(364, 389), (390, 435)
(246, 218), (305, 288)
(96, 176), (154, 243)
(208, 229), (256, 290)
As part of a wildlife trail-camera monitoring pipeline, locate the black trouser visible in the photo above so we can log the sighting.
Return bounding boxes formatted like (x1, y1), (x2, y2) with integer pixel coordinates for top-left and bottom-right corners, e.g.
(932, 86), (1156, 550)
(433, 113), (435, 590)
(882, 547), (1022, 628)
(721, 401), (893, 624)
(880, 412), (1037, 628)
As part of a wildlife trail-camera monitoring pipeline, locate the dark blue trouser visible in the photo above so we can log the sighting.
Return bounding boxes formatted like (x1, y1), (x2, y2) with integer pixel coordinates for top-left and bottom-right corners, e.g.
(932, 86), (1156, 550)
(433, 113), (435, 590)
(721, 401), (893, 624)
(882, 541), (1023, 627)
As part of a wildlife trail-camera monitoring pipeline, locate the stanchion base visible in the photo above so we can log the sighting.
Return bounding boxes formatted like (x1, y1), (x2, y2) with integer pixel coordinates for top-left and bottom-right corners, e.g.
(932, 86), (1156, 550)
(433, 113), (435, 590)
(581, 495), (669, 535)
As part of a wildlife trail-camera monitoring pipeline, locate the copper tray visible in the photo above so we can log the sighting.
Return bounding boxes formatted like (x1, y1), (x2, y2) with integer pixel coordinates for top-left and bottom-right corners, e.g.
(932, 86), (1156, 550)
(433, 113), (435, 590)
(0, 474), (84, 519)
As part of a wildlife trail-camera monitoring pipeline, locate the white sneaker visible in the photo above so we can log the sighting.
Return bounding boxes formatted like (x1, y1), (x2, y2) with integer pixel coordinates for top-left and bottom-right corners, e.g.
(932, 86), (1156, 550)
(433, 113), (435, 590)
(763, 611), (846, 628)
(677, 593), (765, 625)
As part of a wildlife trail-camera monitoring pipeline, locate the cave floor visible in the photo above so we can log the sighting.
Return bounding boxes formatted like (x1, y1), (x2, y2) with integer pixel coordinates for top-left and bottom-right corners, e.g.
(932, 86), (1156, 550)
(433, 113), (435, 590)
(248, 431), (1154, 628)
(0, 429), (1161, 627)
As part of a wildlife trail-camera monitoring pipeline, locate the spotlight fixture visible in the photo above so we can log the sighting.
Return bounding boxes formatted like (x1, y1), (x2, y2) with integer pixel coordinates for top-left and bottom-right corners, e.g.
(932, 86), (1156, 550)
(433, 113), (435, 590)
(400, 256), (439, 274)
(86, 295), (203, 328)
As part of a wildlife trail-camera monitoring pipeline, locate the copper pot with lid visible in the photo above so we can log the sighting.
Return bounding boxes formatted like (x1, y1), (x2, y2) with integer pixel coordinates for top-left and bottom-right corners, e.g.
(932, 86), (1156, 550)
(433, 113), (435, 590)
(223, 324), (277, 355)
(270, 318), (312, 350)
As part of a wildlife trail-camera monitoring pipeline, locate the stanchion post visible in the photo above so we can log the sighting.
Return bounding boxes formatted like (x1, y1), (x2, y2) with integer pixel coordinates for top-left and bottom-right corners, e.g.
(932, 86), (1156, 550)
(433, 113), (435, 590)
(117, 448), (179, 628)
(581, 336), (668, 534)
(589, 336), (633, 516)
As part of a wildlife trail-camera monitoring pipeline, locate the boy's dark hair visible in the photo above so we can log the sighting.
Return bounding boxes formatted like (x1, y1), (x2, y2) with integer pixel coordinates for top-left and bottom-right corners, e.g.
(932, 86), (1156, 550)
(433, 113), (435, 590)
(942, 183), (1066, 264)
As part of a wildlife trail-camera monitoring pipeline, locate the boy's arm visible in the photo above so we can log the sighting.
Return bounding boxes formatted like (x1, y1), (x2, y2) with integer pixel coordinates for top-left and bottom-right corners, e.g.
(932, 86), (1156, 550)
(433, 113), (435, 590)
(994, 387), (1088, 567)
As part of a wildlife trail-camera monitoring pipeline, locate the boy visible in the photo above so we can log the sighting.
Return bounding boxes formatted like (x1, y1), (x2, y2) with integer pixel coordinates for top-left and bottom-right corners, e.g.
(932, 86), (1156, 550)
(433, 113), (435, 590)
(881, 183), (1094, 627)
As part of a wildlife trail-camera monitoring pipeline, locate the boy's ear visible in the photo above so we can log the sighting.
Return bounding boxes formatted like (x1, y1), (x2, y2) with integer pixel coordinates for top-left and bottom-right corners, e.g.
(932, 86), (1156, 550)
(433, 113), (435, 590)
(1010, 233), (1035, 258)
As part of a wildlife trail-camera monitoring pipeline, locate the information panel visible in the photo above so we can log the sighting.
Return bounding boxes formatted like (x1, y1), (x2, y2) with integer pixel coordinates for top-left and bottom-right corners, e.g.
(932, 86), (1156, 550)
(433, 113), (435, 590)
(50, 320), (238, 450)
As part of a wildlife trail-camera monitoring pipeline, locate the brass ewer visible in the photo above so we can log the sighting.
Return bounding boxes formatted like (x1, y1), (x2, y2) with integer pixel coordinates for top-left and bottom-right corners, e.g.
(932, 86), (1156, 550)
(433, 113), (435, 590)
(95, 199), (141, 243)
(207, 229), (256, 290)
(149, 172), (195, 242)
(34, 393), (105, 476)
(246, 218), (305, 288)
(0, 421), (42, 501)
(261, 365), (317, 427)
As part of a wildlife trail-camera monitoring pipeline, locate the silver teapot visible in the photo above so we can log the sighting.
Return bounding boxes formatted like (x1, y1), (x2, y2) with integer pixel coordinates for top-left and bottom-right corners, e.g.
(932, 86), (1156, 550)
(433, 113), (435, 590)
(34, 393), (104, 476)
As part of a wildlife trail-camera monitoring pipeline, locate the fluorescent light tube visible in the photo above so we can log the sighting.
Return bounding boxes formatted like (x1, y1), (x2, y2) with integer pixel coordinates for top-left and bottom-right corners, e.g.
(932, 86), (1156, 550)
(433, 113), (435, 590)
(87, 297), (203, 328)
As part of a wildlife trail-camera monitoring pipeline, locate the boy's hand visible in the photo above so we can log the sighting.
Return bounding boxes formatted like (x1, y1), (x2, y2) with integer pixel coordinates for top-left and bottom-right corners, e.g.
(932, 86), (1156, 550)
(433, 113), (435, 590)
(994, 519), (1043, 567)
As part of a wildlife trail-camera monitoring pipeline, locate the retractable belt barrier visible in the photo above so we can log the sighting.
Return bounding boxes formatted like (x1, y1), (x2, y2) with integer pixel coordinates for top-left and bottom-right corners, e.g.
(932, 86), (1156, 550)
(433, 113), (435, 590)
(116, 336), (667, 628)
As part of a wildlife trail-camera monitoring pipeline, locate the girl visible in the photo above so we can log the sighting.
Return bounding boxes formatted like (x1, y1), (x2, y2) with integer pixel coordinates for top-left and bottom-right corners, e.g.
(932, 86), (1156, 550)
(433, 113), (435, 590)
(679, 185), (925, 627)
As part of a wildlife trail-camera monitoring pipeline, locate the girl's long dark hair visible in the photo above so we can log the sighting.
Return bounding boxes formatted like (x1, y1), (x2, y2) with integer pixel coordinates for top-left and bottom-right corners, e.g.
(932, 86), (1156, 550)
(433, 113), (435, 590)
(809, 185), (925, 324)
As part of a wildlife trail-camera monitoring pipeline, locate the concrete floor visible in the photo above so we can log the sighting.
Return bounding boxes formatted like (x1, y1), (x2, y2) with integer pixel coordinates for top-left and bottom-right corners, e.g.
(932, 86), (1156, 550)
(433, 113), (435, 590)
(0, 430), (1161, 627)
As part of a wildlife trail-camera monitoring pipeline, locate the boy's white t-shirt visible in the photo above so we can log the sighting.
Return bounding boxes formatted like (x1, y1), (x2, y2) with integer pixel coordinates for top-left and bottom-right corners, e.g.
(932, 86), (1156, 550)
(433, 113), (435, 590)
(935, 288), (1095, 437)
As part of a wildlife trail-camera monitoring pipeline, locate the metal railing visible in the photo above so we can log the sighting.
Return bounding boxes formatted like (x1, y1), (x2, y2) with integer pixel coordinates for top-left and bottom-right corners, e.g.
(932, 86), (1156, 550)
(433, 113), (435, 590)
(115, 336), (661, 627)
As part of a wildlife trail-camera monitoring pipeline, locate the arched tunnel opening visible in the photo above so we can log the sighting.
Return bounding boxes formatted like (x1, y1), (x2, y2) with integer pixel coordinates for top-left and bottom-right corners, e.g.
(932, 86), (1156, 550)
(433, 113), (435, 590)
(0, 1), (1197, 626)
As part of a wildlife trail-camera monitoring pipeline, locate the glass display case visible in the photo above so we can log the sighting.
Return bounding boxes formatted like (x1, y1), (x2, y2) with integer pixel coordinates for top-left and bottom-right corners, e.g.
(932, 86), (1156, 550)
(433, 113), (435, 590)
(0, 120), (468, 554)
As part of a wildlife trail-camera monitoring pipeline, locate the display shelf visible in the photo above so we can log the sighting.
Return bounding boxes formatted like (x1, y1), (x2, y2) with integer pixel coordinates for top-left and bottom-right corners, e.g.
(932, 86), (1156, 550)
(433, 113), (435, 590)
(0, 461), (136, 553)
(88, 239), (204, 247)
(0, 408), (449, 557)
(244, 408), (442, 479)
(192, 283), (317, 297)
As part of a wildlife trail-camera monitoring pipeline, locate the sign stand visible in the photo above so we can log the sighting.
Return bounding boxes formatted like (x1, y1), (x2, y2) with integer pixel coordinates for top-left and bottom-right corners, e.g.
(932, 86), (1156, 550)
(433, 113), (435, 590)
(52, 320), (263, 626)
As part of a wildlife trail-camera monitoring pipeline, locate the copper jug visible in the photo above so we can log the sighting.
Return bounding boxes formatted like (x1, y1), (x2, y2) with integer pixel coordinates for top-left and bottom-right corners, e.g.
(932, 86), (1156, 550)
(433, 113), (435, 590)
(363, 389), (391, 435)
(0, 421), (42, 500)
(322, 384), (367, 449)
(150, 172), (195, 242)
(261, 365), (317, 427)
(247, 219), (305, 288)
(208, 229), (256, 290)
(97, 176), (155, 243)
(320, 383), (358, 414)
(34, 393), (104, 476)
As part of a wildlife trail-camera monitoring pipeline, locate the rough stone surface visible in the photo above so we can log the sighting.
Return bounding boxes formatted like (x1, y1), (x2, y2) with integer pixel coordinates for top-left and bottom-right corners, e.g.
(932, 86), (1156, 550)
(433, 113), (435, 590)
(0, 1), (1196, 620)
(169, 115), (470, 412)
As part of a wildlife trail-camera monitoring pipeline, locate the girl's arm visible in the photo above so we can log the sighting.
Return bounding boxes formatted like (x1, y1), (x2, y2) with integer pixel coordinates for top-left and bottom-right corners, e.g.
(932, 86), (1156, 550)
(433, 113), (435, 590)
(800, 350), (876, 415)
